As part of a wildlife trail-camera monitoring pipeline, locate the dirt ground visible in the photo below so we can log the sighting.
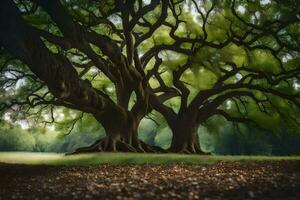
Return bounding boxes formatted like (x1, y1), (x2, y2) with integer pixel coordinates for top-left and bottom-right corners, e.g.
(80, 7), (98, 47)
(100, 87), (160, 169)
(0, 161), (299, 200)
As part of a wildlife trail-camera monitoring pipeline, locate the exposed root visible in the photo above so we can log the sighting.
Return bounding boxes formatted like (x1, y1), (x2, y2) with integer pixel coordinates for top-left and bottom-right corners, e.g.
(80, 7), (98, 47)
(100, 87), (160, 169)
(65, 138), (103, 155)
(115, 140), (137, 152)
(169, 144), (210, 155)
(65, 137), (168, 155)
(139, 140), (169, 153)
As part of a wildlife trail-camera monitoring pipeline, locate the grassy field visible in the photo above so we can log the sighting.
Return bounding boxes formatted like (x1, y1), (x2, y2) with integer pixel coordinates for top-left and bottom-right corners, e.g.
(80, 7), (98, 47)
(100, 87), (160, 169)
(0, 152), (299, 166)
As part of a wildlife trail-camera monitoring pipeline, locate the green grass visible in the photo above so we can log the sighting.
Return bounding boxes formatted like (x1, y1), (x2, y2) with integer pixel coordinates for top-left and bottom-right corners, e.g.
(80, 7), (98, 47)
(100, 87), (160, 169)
(0, 152), (299, 166)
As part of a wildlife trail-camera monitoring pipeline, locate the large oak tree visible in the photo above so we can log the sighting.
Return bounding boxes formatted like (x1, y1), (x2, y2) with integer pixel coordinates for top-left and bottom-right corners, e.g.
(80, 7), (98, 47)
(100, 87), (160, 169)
(0, 0), (299, 153)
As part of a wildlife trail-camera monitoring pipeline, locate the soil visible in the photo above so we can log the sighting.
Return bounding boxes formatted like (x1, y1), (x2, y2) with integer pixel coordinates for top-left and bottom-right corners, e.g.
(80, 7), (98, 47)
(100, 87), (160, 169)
(0, 161), (299, 200)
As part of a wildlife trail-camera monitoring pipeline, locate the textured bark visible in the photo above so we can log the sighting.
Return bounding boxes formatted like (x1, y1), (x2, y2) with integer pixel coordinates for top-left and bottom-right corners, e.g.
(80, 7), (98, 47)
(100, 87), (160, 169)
(69, 108), (164, 154)
(169, 121), (204, 154)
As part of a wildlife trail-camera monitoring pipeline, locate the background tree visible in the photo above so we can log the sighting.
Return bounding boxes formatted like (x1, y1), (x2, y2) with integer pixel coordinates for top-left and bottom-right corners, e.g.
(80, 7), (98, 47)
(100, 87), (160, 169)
(149, 0), (300, 153)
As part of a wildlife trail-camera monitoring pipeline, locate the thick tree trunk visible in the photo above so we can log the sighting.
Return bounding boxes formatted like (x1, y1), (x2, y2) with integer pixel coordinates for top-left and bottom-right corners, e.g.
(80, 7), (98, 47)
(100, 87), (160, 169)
(68, 107), (163, 154)
(169, 120), (205, 154)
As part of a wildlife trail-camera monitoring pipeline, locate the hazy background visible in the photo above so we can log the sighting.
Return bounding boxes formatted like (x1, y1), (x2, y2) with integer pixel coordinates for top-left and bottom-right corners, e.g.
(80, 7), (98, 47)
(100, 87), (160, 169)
(1, 114), (300, 155)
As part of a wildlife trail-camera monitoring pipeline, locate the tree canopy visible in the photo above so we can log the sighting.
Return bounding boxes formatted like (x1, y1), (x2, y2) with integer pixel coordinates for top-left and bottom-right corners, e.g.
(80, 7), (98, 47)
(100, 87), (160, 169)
(0, 0), (299, 153)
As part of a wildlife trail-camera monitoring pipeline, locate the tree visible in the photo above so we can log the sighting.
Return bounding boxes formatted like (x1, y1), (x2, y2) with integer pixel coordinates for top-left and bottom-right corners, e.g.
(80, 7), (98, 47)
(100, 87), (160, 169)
(0, 0), (182, 152)
(0, 0), (299, 154)
(149, 0), (300, 153)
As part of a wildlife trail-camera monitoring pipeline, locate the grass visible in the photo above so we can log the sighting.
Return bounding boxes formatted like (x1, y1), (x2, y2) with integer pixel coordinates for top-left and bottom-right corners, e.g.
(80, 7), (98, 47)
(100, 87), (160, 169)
(0, 152), (299, 166)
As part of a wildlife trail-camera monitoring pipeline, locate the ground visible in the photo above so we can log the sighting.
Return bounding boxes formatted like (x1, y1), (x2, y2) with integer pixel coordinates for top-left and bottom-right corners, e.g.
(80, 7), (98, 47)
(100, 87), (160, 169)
(0, 153), (299, 200)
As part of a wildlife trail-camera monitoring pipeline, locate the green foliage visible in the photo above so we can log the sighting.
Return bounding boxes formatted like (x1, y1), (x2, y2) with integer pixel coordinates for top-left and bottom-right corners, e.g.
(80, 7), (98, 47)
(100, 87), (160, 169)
(154, 126), (172, 149)
(0, 121), (36, 151)
(138, 118), (157, 146)
(249, 50), (281, 74)
(0, 118), (103, 153)
(0, 0), (299, 155)
(199, 116), (300, 155)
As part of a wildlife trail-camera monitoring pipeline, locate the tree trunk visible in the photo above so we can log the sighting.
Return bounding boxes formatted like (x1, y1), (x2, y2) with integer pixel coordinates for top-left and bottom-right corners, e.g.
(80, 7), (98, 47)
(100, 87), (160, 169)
(169, 121), (205, 154)
(68, 107), (161, 154)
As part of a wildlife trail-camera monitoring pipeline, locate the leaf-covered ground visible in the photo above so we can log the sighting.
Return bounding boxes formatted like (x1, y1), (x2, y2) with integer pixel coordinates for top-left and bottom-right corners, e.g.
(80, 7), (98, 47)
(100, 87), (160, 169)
(0, 161), (299, 200)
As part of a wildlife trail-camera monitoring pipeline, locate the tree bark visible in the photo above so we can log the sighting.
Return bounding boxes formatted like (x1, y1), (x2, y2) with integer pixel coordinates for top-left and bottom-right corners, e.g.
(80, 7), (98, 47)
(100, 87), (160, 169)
(169, 113), (204, 154)
(150, 95), (206, 154)
(69, 106), (162, 154)
(169, 121), (203, 154)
